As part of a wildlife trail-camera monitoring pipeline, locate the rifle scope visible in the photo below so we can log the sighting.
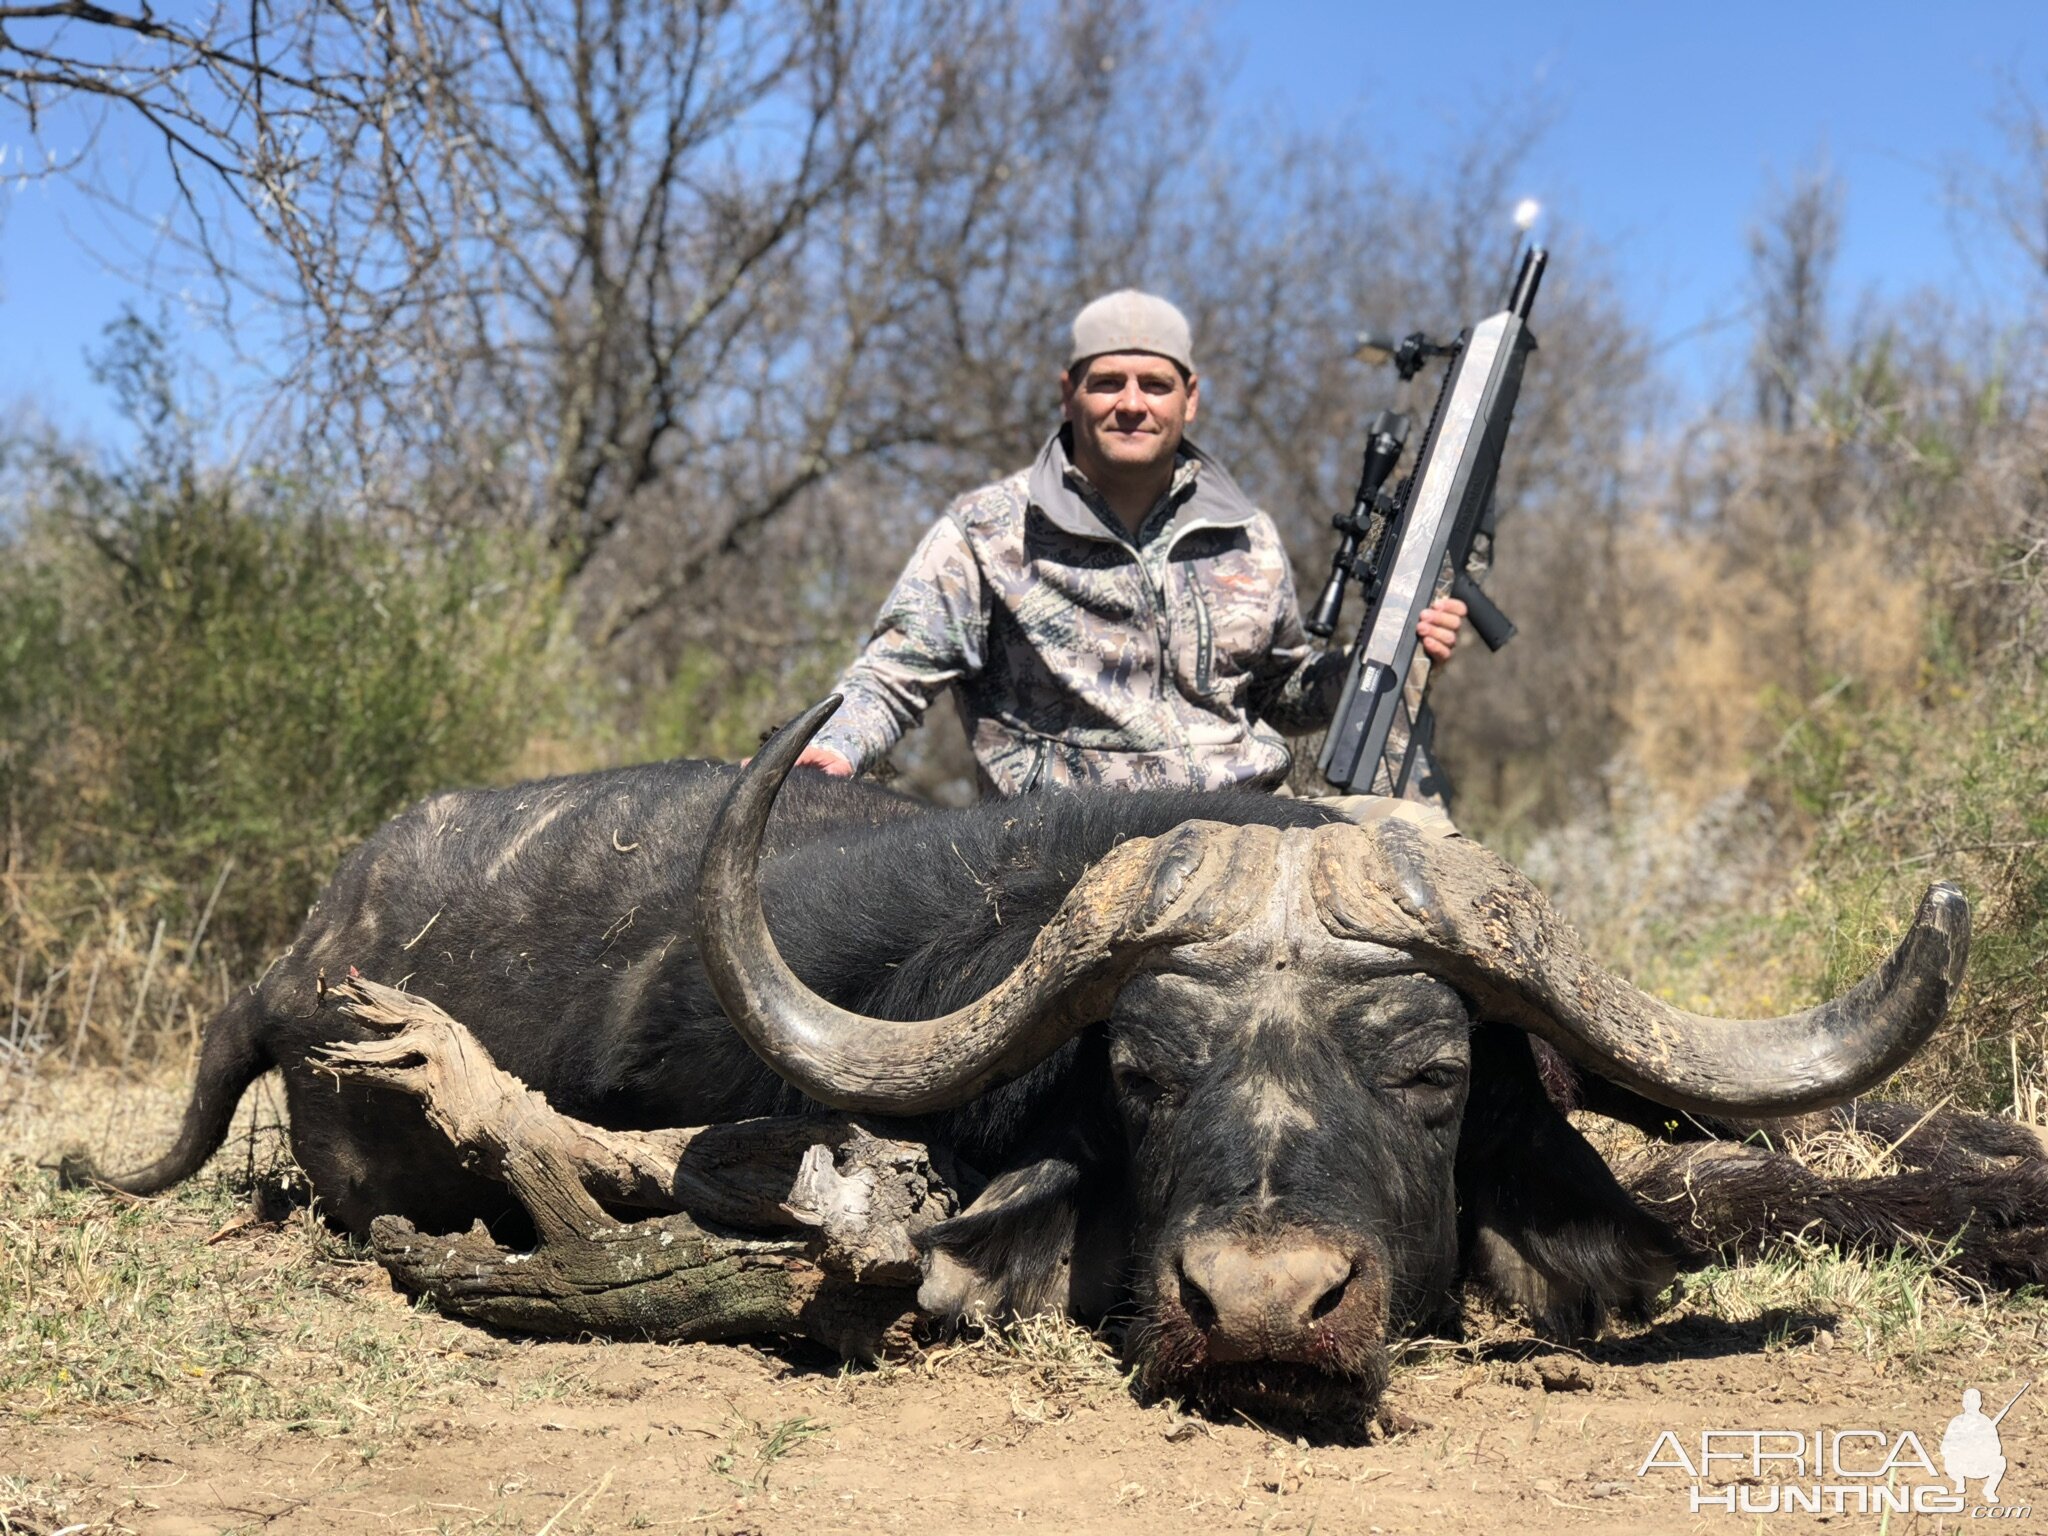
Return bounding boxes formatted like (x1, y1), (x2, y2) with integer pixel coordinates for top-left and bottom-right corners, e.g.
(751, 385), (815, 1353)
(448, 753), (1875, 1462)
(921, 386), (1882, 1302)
(1306, 410), (1409, 638)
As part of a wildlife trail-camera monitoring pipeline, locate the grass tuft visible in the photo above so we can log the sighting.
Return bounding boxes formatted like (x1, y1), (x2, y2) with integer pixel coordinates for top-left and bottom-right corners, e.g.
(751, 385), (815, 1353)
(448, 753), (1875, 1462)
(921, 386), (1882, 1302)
(709, 1409), (830, 1489)
(1678, 1232), (2031, 1367)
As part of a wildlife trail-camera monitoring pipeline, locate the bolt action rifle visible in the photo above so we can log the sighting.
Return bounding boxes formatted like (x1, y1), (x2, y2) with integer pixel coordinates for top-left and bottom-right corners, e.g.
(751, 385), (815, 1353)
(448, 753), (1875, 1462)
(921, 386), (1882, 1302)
(1309, 246), (1547, 802)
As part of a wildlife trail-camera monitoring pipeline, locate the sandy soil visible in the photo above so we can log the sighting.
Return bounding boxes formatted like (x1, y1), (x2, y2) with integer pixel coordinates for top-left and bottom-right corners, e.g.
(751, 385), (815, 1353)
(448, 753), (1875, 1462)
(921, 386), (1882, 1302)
(4, 1066), (2043, 1536)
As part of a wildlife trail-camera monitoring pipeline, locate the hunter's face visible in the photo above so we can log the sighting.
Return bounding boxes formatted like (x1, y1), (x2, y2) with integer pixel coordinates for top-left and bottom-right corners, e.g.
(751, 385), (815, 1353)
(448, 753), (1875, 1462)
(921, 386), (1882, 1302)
(1062, 352), (1199, 480)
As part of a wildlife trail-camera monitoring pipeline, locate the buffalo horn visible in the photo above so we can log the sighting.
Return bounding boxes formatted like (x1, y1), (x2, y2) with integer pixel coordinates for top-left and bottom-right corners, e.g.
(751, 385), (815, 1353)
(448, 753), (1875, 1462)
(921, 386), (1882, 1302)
(1312, 819), (1970, 1116)
(696, 698), (1208, 1113)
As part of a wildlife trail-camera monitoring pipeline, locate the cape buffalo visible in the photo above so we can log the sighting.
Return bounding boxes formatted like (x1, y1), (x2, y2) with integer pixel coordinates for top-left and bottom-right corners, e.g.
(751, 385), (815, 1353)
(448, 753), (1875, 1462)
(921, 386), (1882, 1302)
(68, 698), (1970, 1433)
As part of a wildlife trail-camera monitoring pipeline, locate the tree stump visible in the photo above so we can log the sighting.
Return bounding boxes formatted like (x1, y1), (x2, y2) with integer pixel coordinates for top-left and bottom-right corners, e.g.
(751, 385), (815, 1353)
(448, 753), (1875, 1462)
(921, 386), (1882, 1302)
(315, 977), (961, 1358)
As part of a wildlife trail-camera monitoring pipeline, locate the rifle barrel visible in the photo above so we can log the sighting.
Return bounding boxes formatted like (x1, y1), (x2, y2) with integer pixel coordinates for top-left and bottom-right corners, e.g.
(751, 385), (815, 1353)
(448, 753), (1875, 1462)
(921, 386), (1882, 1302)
(1509, 247), (1547, 321)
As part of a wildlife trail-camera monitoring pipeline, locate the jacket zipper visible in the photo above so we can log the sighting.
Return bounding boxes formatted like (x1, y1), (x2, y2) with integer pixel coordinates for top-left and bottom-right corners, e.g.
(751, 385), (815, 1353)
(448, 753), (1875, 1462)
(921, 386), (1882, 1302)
(1100, 510), (1234, 708)
(1186, 574), (1213, 694)
(1022, 736), (1052, 792)
(1104, 529), (1172, 701)
(1164, 519), (1226, 697)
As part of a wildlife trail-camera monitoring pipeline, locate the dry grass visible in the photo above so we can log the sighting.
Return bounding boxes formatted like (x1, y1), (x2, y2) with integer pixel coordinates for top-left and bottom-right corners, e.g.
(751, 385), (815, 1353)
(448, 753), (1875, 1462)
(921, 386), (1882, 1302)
(1615, 513), (1929, 815)
(1405, 1228), (2037, 1390)
(811, 1307), (1139, 1439)
(1677, 1234), (2041, 1367)
(915, 1311), (1130, 1387)
(1, 864), (244, 1077)
(706, 1409), (832, 1492)
(0, 1473), (119, 1536)
(1576, 1104), (1938, 1185)
(0, 1064), (596, 1448)
(1512, 672), (2048, 1118)
(0, 1151), (502, 1437)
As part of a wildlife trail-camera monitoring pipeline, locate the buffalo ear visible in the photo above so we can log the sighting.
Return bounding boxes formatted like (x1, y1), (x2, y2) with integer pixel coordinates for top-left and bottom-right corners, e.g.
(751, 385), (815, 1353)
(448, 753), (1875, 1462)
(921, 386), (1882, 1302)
(1456, 1024), (1702, 1337)
(917, 1154), (1084, 1328)
(915, 1111), (1132, 1330)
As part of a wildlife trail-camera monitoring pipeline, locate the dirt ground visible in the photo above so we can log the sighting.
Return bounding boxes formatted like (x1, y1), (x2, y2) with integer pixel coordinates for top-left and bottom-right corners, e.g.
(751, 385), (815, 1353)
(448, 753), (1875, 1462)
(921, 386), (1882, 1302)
(4, 1064), (2044, 1536)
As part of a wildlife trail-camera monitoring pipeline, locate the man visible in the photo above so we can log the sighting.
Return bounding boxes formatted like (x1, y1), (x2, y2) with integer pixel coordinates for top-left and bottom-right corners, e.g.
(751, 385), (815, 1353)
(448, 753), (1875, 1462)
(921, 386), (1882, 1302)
(798, 289), (1465, 797)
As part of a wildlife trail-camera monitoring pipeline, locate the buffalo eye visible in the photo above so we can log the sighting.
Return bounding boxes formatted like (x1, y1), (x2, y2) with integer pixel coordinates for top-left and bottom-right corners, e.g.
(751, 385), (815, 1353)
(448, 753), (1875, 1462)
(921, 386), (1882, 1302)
(1111, 1062), (1170, 1112)
(1390, 1057), (1468, 1123)
(1405, 1059), (1467, 1091)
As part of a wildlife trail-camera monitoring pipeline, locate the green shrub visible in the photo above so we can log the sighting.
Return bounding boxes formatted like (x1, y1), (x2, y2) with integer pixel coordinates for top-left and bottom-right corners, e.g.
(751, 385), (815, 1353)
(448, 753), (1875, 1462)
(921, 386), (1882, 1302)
(628, 640), (849, 766)
(1778, 672), (2048, 1112)
(1507, 657), (2047, 1121)
(0, 461), (573, 959)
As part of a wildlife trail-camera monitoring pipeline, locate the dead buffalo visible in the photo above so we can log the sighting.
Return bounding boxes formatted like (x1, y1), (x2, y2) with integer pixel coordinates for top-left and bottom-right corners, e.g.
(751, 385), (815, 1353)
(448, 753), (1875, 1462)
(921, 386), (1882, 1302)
(68, 698), (1971, 1432)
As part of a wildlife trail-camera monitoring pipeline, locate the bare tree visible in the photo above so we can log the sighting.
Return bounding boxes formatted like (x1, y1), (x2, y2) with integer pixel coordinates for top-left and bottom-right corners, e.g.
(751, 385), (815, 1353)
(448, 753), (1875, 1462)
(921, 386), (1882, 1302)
(1953, 79), (2048, 286)
(574, 1), (1215, 664)
(6, 3), (1183, 552)
(239, 0), (948, 564)
(1747, 162), (1842, 433)
(0, 1), (357, 278)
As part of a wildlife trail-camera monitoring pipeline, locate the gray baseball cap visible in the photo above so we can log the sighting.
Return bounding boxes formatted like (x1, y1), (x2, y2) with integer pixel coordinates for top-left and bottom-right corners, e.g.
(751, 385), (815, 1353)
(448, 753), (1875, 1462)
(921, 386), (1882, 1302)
(1069, 289), (1194, 373)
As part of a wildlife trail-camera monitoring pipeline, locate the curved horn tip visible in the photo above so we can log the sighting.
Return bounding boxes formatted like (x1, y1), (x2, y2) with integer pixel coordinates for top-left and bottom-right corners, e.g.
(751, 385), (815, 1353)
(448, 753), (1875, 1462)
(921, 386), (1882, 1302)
(719, 695), (846, 835)
(1918, 880), (1969, 928)
(1912, 880), (1971, 984)
(753, 694), (845, 771)
(698, 689), (1126, 1114)
(1468, 873), (1974, 1119)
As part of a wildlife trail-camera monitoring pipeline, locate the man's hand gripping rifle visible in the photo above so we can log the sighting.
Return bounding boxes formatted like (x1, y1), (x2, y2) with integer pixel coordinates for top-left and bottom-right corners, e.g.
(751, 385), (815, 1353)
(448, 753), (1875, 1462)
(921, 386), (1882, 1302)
(1311, 247), (1547, 800)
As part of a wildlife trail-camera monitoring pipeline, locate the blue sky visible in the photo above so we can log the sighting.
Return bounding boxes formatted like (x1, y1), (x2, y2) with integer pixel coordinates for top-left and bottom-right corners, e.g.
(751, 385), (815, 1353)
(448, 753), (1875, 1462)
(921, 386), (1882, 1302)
(1214, 1), (2041, 401)
(1, 1), (2041, 443)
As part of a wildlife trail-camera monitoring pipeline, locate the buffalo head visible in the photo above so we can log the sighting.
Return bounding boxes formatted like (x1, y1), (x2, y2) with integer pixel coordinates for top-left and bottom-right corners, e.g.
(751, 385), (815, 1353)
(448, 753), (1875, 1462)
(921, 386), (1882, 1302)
(698, 699), (1971, 1431)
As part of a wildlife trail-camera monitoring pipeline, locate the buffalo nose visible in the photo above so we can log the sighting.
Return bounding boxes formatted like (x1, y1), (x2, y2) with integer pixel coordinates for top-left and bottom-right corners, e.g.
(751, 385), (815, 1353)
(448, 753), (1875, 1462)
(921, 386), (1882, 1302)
(1176, 1234), (1354, 1363)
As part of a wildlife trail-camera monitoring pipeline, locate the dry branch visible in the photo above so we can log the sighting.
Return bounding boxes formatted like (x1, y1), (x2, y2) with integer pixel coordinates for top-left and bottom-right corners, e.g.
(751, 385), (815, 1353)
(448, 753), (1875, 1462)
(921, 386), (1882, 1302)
(314, 976), (959, 1356)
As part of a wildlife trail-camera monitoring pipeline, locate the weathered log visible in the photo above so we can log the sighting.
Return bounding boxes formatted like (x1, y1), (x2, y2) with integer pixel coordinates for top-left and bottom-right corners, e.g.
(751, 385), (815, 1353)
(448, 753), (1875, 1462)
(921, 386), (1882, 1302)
(313, 977), (956, 1355)
(368, 1212), (922, 1359)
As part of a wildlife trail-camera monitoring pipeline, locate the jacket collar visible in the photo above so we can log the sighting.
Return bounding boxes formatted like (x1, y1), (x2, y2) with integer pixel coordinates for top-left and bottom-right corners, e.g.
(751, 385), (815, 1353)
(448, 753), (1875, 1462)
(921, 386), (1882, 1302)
(1026, 426), (1259, 545)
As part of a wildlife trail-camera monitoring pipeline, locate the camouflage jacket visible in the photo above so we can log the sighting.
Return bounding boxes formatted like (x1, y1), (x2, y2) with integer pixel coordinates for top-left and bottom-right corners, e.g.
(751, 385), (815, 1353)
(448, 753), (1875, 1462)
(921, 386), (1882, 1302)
(811, 429), (1348, 797)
